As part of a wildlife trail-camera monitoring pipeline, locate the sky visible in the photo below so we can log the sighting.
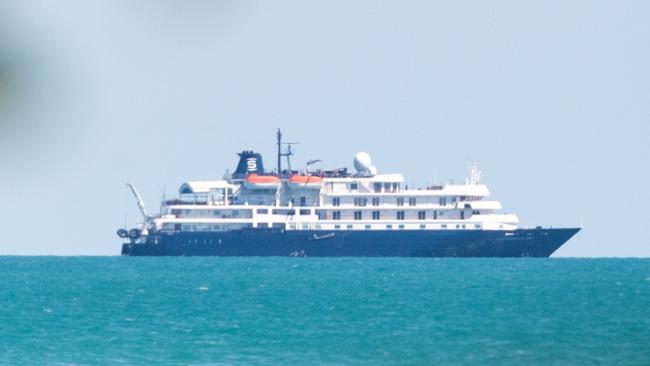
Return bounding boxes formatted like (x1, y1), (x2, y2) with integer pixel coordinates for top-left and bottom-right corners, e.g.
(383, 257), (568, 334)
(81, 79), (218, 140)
(0, 0), (648, 256)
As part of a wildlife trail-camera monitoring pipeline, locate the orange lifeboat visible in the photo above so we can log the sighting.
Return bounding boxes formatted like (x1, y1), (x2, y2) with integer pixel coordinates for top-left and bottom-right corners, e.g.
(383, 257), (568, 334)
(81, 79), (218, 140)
(244, 174), (281, 190)
(288, 174), (323, 189)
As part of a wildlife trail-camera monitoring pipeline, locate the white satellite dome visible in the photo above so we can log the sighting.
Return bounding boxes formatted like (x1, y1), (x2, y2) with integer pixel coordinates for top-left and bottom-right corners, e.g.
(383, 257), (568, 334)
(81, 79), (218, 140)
(368, 165), (378, 176)
(353, 152), (373, 173)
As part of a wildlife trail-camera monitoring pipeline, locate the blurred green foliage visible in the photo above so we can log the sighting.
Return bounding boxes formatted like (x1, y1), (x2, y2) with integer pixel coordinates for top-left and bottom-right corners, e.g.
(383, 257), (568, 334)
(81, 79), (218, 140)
(0, 66), (5, 106)
(0, 63), (10, 129)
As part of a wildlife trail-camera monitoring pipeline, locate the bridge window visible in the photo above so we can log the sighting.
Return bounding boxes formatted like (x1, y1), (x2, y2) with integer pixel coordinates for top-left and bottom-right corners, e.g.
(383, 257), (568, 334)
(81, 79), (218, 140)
(397, 197), (404, 206)
(418, 211), (426, 220)
(372, 197), (380, 206)
(409, 197), (417, 206)
(354, 211), (362, 220)
(372, 211), (380, 220)
(332, 211), (341, 220)
(351, 183), (358, 190)
(332, 197), (340, 206)
(439, 197), (447, 206)
(365, 224), (371, 230)
(397, 211), (405, 220)
(374, 183), (382, 192)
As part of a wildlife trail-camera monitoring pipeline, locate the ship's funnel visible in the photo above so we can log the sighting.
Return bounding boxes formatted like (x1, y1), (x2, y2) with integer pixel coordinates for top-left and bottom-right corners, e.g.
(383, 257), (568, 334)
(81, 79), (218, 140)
(235, 151), (265, 175)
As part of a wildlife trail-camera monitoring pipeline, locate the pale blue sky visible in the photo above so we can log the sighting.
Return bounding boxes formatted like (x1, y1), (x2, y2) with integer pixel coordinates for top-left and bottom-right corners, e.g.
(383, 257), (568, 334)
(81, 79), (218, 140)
(0, 1), (648, 256)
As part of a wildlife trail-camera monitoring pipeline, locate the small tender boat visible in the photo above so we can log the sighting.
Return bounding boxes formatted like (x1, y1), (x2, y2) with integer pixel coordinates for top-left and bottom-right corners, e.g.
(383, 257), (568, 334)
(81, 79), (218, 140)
(243, 173), (281, 190)
(288, 174), (323, 189)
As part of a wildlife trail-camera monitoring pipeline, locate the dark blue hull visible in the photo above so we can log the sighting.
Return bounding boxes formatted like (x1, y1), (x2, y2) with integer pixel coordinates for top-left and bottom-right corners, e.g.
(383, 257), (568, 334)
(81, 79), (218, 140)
(121, 228), (580, 257)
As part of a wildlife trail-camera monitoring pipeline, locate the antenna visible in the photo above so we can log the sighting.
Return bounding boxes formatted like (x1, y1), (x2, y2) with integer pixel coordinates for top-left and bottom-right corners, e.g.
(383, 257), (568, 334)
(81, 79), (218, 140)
(276, 128), (299, 174)
(468, 163), (481, 185)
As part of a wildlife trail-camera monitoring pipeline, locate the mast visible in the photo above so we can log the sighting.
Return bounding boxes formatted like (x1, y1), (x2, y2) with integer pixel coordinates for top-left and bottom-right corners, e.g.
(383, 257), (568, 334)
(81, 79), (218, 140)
(277, 128), (282, 174)
(276, 129), (299, 175)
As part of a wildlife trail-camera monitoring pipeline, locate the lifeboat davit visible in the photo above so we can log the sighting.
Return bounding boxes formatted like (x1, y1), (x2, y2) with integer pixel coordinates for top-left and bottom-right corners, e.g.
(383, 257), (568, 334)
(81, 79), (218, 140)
(288, 174), (323, 189)
(244, 174), (281, 190)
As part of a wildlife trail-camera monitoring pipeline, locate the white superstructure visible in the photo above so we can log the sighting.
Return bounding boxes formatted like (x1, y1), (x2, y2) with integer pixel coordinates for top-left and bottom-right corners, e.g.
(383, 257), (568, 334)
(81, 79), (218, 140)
(137, 155), (518, 239)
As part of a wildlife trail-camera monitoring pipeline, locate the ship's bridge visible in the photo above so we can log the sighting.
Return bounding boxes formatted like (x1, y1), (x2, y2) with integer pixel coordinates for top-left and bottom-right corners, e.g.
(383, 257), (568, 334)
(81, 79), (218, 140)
(166, 180), (238, 206)
(323, 174), (404, 194)
(179, 180), (234, 194)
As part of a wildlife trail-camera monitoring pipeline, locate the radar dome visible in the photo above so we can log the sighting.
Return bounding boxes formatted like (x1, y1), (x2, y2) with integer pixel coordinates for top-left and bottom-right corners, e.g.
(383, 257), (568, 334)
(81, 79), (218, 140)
(354, 152), (372, 173)
(368, 165), (378, 176)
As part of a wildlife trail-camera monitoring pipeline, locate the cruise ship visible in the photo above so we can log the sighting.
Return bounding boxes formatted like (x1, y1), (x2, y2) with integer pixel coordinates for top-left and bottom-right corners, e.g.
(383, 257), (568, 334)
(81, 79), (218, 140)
(118, 130), (579, 257)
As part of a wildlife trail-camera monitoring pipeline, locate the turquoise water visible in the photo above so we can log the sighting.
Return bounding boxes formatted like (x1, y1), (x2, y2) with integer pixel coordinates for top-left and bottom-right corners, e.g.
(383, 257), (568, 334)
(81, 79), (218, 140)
(1, 258), (649, 365)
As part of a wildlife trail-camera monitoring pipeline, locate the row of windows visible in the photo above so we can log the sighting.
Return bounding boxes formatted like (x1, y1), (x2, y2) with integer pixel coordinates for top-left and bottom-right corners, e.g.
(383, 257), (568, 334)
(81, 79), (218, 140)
(177, 208), (478, 220)
(257, 208), (314, 216)
(330, 223), (482, 230)
(372, 183), (400, 192)
(331, 210), (477, 220)
(173, 209), (251, 218)
(180, 223), (252, 231)
(265, 209), (294, 215)
(176, 222), (482, 232)
(335, 196), (466, 207)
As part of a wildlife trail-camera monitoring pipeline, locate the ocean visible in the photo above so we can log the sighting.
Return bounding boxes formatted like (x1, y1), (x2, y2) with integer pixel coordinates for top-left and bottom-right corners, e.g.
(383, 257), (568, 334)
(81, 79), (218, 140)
(1, 257), (648, 365)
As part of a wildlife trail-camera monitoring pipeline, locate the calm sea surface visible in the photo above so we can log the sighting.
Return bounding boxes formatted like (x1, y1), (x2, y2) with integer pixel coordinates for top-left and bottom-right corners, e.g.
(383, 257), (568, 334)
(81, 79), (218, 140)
(0, 257), (648, 365)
